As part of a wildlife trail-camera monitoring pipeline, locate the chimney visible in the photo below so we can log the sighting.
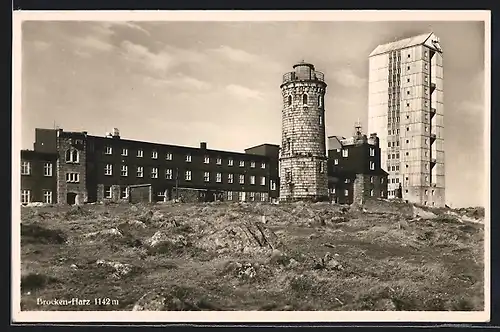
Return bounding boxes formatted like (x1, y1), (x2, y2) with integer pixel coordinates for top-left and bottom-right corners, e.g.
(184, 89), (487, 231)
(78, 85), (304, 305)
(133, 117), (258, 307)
(200, 142), (207, 149)
(112, 128), (120, 139)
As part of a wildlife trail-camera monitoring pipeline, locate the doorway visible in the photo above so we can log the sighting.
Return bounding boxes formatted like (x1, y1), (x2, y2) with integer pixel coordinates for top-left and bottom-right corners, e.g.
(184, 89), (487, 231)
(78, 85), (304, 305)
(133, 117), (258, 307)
(67, 192), (77, 205)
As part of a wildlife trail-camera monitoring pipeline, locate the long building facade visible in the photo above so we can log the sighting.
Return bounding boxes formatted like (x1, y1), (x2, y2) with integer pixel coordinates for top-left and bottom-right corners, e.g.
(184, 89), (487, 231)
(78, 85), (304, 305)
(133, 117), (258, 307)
(21, 128), (280, 205)
(367, 32), (445, 207)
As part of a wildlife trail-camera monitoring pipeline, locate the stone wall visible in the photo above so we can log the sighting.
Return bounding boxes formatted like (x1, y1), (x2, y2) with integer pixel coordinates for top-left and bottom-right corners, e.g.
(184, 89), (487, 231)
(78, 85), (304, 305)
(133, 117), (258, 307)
(279, 74), (328, 202)
(129, 184), (152, 204)
(56, 134), (88, 205)
(353, 174), (388, 205)
(173, 188), (200, 203)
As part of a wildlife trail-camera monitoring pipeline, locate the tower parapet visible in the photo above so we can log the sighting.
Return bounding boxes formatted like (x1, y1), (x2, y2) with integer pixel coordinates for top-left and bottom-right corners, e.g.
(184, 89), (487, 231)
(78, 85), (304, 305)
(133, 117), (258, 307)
(279, 61), (329, 202)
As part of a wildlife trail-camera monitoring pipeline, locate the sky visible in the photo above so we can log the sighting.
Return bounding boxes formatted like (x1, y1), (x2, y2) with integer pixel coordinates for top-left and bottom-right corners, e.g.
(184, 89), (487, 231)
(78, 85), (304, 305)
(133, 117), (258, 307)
(20, 19), (486, 208)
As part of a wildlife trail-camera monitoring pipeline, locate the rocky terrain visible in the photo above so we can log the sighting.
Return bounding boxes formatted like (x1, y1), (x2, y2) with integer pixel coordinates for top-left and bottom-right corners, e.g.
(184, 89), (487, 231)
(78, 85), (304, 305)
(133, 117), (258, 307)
(19, 199), (485, 311)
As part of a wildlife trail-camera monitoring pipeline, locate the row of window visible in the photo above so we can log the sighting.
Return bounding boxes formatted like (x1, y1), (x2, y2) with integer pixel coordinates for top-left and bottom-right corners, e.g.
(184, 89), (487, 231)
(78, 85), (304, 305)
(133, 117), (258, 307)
(286, 94), (323, 107)
(21, 189), (52, 204)
(103, 165), (269, 185)
(333, 148), (376, 157)
(332, 159), (376, 170)
(329, 187), (385, 197)
(102, 146), (267, 169)
(21, 161), (53, 176)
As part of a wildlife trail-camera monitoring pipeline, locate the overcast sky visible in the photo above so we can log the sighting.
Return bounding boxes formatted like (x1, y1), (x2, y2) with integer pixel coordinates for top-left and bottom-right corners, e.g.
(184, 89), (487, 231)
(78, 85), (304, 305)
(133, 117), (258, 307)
(20, 19), (486, 208)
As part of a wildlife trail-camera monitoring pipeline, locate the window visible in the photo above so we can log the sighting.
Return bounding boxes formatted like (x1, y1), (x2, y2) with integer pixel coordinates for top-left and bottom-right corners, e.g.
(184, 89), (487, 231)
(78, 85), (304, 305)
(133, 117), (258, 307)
(424, 201), (428, 206)
(344, 189), (349, 196)
(261, 194), (267, 202)
(432, 190), (435, 196)
(65, 149), (79, 163)
(66, 172), (80, 183)
(369, 161), (375, 170)
(228, 158), (234, 166)
(105, 146), (112, 155)
(406, 139), (409, 144)
(407, 54), (411, 58)
(370, 176), (374, 183)
(216, 172), (222, 183)
(151, 167), (158, 179)
(166, 152), (173, 160)
(185, 154), (192, 162)
(185, 170), (192, 181)
(391, 166), (395, 171)
(105, 164), (113, 176)
(239, 160), (245, 167)
(342, 149), (348, 158)
(21, 190), (31, 204)
(21, 161), (31, 175)
(260, 176), (266, 186)
(43, 162), (52, 177)
(425, 190), (428, 195)
(425, 176), (429, 182)
(239, 174), (245, 184)
(137, 149), (143, 158)
(238, 192), (244, 201)
(227, 191), (233, 200)
(152, 150), (158, 159)
(319, 115), (323, 125)
(216, 157), (222, 165)
(261, 162), (266, 169)
(137, 166), (143, 178)
(122, 148), (128, 156)
(407, 78), (410, 83)
(121, 187), (129, 199)
(104, 186), (112, 199)
(334, 158), (339, 165)
(287, 95), (292, 106)
(406, 102), (410, 107)
(43, 190), (52, 204)
(370, 148), (375, 156)
(249, 192), (255, 201)
(370, 190), (374, 197)
(250, 161), (256, 168)
(406, 127), (410, 131)
(381, 178), (384, 184)
(228, 174), (234, 184)
(302, 94), (308, 105)
(204, 172), (210, 182)
(271, 180), (276, 191)
(161, 168), (172, 180)
(407, 90), (410, 95)
(204, 155), (210, 164)
(345, 179), (351, 184)
(381, 191), (385, 198)
(250, 176), (255, 185)
(424, 63), (428, 70)
(406, 164), (409, 169)
(425, 76), (428, 82)
(424, 50), (428, 58)
(121, 165), (128, 177)
(407, 66), (410, 71)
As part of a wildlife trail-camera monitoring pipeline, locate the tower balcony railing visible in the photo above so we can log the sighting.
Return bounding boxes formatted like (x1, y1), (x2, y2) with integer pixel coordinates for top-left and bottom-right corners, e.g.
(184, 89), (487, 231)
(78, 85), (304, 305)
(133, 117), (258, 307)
(430, 158), (437, 168)
(430, 82), (436, 93)
(430, 107), (436, 118)
(430, 133), (437, 144)
(282, 71), (325, 84)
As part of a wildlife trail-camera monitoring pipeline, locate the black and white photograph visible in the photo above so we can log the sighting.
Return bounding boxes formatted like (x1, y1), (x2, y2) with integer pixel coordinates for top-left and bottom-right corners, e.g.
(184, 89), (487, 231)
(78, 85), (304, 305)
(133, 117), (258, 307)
(12, 10), (490, 323)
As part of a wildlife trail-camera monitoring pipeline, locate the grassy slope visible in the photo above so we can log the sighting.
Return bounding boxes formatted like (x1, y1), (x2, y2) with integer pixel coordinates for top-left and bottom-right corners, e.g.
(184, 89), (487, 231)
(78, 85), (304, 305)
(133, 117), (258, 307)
(19, 201), (484, 311)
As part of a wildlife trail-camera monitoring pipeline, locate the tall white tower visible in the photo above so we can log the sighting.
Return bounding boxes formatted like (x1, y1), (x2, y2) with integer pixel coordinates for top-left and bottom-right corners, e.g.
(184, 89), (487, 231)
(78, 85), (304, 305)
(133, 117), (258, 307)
(279, 61), (329, 202)
(367, 32), (445, 207)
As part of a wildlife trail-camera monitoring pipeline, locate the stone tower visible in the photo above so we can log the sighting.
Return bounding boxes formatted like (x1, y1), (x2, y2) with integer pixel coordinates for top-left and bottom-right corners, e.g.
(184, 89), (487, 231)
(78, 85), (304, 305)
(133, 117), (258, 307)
(279, 61), (329, 202)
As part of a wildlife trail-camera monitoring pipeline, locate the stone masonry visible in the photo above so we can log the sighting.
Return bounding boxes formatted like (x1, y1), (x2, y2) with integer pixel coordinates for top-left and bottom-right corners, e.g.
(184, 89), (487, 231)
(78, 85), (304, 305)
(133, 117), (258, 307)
(279, 61), (329, 201)
(56, 131), (88, 205)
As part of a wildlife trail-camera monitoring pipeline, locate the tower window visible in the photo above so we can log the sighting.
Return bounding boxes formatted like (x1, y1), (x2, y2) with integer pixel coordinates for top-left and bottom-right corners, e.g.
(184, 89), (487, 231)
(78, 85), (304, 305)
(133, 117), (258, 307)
(302, 94), (308, 105)
(287, 95), (292, 106)
(318, 95), (322, 107)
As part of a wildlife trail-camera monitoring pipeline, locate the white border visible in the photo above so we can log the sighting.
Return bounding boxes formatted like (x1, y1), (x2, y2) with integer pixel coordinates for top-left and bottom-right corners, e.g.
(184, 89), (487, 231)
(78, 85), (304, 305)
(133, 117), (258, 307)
(12, 10), (491, 324)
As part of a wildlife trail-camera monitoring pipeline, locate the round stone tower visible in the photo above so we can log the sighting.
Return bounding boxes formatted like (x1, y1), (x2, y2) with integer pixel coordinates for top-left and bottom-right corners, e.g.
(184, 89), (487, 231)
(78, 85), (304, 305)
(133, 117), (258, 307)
(279, 61), (329, 202)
